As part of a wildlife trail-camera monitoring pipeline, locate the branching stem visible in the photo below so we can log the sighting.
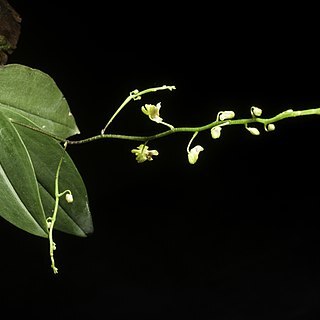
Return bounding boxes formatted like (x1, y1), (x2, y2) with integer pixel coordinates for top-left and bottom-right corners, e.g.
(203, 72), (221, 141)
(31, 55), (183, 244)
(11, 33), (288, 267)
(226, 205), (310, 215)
(10, 84), (320, 272)
(11, 85), (320, 148)
(100, 85), (176, 134)
(66, 107), (320, 145)
(46, 142), (70, 274)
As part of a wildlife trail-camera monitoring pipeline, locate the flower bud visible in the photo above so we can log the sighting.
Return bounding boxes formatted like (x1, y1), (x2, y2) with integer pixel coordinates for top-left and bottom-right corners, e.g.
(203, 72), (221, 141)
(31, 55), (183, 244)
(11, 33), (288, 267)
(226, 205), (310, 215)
(219, 111), (235, 121)
(188, 145), (204, 164)
(266, 123), (275, 131)
(251, 106), (263, 117)
(65, 193), (74, 203)
(130, 89), (142, 100)
(246, 126), (260, 135)
(211, 126), (222, 139)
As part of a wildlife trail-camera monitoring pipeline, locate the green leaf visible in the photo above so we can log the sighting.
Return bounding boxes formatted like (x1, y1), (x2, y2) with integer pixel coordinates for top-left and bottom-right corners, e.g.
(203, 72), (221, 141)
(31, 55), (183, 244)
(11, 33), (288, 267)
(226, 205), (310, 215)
(0, 64), (80, 139)
(15, 121), (93, 237)
(0, 64), (92, 237)
(0, 111), (48, 237)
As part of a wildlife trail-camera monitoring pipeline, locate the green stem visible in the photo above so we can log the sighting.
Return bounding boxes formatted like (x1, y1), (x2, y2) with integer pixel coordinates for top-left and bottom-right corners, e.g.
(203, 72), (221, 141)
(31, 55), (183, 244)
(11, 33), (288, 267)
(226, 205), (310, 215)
(10, 102), (320, 147)
(100, 85), (176, 134)
(186, 131), (199, 153)
(66, 107), (320, 145)
(46, 142), (68, 274)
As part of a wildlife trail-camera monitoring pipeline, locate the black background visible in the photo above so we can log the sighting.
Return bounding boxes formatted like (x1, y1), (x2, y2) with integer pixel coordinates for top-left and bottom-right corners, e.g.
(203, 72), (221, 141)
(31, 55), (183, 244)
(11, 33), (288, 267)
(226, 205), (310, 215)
(2, 1), (320, 319)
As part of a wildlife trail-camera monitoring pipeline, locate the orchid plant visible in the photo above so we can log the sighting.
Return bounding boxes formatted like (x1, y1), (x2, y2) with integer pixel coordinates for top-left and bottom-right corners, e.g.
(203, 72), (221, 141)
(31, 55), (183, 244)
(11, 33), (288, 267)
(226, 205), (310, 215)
(0, 64), (320, 273)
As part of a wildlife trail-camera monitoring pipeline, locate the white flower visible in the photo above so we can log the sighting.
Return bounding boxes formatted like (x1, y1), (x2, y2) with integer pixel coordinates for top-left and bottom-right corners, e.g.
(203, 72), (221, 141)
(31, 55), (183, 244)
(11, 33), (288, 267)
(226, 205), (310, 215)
(141, 103), (163, 123)
(188, 145), (204, 164)
(141, 102), (174, 129)
(131, 144), (159, 163)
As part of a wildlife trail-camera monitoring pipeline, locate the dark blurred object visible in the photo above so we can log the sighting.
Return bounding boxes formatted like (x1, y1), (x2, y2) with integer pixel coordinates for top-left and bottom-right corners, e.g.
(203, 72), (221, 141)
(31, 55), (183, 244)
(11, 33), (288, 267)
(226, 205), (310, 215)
(0, 0), (21, 64)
